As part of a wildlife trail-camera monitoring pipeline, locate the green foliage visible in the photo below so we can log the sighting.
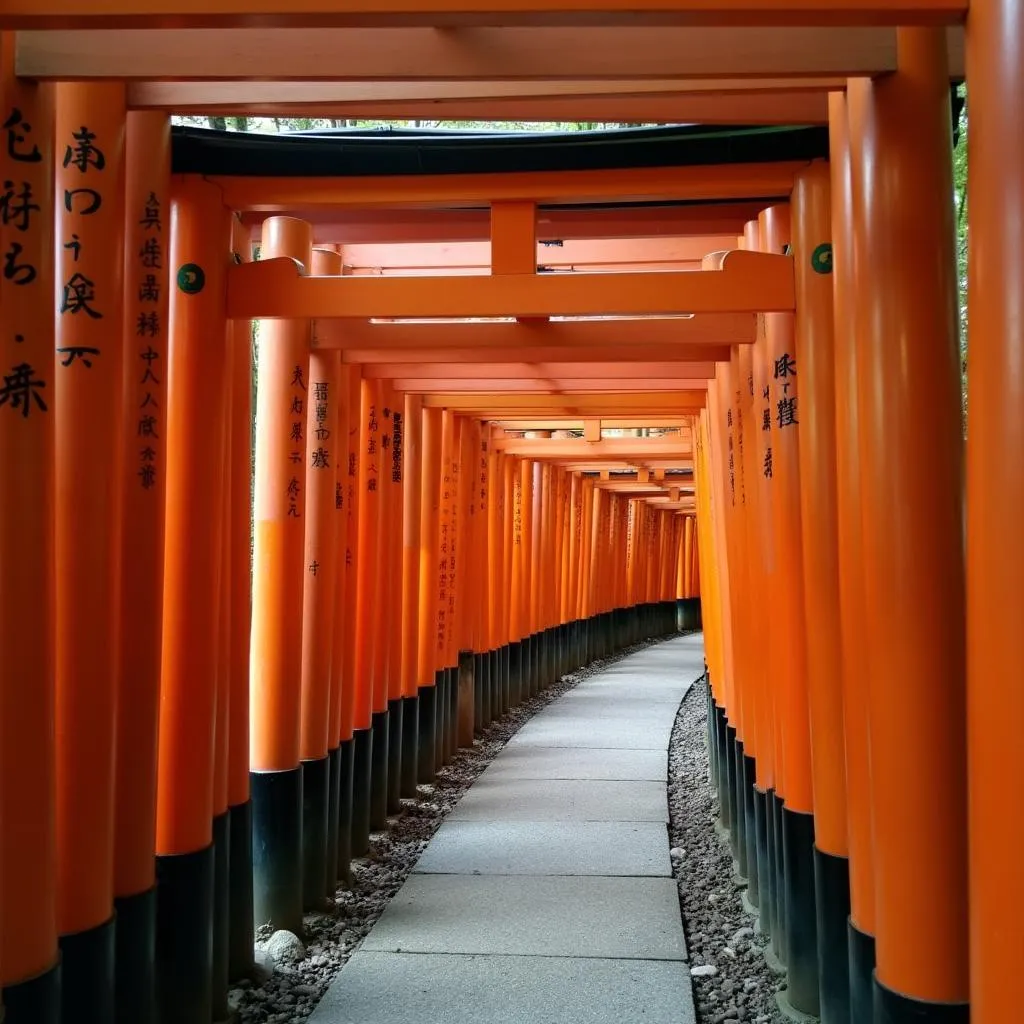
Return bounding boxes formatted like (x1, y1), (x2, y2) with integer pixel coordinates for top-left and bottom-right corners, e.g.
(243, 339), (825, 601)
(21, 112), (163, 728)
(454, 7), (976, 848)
(953, 85), (968, 429)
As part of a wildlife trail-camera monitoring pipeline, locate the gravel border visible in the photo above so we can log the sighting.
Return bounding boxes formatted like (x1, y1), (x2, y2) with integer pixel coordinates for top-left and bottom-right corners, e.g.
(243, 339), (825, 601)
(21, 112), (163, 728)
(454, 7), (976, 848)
(668, 676), (786, 1024)
(230, 636), (665, 1024)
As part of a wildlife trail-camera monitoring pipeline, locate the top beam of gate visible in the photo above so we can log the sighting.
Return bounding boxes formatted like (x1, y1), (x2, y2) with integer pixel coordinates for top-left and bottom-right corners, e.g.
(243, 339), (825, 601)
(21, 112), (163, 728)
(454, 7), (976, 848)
(0, 0), (966, 30)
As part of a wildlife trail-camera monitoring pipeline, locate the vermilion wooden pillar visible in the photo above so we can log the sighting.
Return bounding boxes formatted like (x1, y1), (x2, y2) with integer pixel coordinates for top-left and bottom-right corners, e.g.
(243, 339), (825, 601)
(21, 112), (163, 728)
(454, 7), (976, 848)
(299, 250), (341, 910)
(760, 203), (819, 1018)
(156, 176), (232, 1023)
(415, 406), (442, 783)
(338, 364), (362, 870)
(353, 378), (384, 838)
(384, 385), (406, 811)
(828, 92), (877, 1022)
(0, 42), (59, 1024)
(226, 215), (255, 977)
(249, 216), (312, 935)
(793, 159), (851, 1024)
(113, 109), (170, 1024)
(326, 356), (353, 891)
(966, 2), (1024, 1019)
(399, 393), (423, 795)
(849, 30), (968, 1023)
(53, 81), (126, 1024)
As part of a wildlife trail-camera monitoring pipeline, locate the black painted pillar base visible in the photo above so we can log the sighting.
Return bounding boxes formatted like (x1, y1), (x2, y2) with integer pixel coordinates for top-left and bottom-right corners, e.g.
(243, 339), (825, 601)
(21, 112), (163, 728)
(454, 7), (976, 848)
(59, 916), (116, 1024)
(814, 848), (851, 1024)
(849, 920), (876, 1024)
(2, 960), (60, 1024)
(387, 698), (404, 814)
(509, 641), (522, 708)
(114, 886), (156, 1024)
(370, 709), (390, 831)
(447, 665), (458, 758)
(211, 811), (231, 1020)
(532, 634), (540, 700)
(490, 649), (501, 726)
(155, 845), (214, 1023)
(781, 806), (819, 1018)
(755, 787), (774, 940)
(502, 645), (510, 713)
(227, 799), (254, 979)
(400, 696), (419, 799)
(743, 754), (759, 907)
(325, 746), (342, 897)
(251, 766), (303, 934)
(874, 978), (968, 1024)
(351, 728), (373, 857)
(337, 739), (355, 887)
(434, 670), (446, 771)
(772, 791), (788, 964)
(475, 652), (486, 733)
(717, 710), (731, 830)
(489, 648), (500, 721)
(417, 685), (436, 784)
(707, 691), (718, 787)
(301, 755), (329, 910)
(724, 725), (739, 856)
(733, 739), (748, 878)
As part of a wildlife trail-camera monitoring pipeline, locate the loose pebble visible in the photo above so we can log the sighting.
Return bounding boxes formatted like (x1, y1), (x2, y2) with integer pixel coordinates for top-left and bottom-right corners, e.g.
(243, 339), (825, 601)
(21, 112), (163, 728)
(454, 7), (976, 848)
(669, 677), (787, 1024)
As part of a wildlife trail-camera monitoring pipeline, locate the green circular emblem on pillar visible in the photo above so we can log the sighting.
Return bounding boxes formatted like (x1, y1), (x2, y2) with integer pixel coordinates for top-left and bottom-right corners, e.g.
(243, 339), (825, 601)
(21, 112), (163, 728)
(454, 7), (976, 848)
(177, 263), (206, 294)
(810, 243), (833, 274)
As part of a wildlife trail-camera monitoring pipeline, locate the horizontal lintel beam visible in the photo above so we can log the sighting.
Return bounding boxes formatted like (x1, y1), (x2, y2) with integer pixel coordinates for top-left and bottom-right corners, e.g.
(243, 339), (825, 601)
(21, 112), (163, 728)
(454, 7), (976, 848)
(316, 316), (754, 350)
(16, 27), (956, 80)
(341, 345), (733, 365)
(214, 162), (804, 212)
(391, 377), (710, 392)
(361, 361), (716, 379)
(491, 437), (693, 456)
(231, 251), (793, 319)
(1, 2), (968, 31)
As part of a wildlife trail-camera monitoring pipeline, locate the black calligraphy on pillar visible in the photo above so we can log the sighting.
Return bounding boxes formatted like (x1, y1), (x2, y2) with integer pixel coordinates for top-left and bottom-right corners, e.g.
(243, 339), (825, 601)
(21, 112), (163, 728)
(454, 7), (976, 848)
(286, 363), (306, 517)
(0, 361), (47, 418)
(773, 352), (798, 429)
(366, 403), (379, 494)
(3, 109), (42, 164)
(1, 110), (49, 419)
(1, 179), (40, 233)
(59, 122), (107, 342)
(133, 192), (164, 488)
(391, 411), (403, 483)
(763, 447), (773, 479)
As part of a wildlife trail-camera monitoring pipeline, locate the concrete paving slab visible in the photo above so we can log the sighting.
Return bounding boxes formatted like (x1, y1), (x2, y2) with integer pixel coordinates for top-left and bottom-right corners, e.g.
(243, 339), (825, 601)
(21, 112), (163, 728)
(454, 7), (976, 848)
(506, 715), (674, 750)
(309, 952), (697, 1024)
(414, 820), (672, 876)
(448, 777), (667, 822)
(480, 745), (668, 782)
(362, 874), (688, 961)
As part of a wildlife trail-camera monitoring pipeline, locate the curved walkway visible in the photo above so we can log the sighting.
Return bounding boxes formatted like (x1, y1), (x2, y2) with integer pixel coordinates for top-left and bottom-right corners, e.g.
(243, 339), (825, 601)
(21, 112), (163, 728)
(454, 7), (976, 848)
(311, 634), (706, 1024)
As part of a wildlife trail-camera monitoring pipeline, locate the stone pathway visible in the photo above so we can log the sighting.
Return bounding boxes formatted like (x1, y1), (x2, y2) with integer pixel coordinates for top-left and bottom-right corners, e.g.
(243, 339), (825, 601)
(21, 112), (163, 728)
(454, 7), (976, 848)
(310, 633), (706, 1024)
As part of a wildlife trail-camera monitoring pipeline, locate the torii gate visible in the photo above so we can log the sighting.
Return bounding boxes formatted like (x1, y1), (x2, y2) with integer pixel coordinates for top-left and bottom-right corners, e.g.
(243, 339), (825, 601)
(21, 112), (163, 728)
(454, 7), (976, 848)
(0, 4), (1019, 1024)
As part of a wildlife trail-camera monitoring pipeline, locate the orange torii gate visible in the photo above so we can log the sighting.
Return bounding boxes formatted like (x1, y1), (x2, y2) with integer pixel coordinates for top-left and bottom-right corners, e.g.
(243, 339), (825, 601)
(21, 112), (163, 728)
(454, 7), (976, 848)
(0, 5), (1019, 1024)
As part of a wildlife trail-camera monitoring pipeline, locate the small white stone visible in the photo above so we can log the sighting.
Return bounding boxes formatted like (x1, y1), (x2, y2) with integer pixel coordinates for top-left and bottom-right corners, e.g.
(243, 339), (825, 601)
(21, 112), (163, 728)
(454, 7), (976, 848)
(690, 964), (719, 977)
(670, 847), (685, 860)
(265, 930), (306, 966)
